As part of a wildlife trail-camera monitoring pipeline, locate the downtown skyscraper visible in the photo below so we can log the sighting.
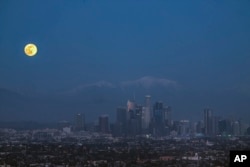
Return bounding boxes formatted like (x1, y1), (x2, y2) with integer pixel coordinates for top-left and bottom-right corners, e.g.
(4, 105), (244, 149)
(204, 108), (212, 136)
(74, 113), (85, 131)
(142, 95), (151, 130)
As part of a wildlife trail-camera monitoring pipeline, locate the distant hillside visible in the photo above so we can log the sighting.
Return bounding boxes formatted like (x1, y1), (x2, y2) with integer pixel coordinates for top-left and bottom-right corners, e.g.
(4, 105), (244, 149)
(0, 84), (250, 123)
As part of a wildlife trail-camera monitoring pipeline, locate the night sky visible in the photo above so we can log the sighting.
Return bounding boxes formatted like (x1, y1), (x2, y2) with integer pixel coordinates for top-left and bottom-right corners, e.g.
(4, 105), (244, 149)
(0, 0), (250, 122)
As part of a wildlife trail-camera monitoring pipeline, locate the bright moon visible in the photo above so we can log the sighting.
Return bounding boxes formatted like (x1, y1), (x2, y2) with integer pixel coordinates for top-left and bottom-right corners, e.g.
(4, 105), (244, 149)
(24, 43), (37, 56)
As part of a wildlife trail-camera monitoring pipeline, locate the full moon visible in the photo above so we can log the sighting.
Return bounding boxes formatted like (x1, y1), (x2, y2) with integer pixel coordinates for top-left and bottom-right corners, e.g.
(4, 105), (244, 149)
(24, 43), (38, 56)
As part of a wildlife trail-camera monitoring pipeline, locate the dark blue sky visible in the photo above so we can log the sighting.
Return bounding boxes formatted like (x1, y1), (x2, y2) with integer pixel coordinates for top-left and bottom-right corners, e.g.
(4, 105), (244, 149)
(1, 0), (250, 122)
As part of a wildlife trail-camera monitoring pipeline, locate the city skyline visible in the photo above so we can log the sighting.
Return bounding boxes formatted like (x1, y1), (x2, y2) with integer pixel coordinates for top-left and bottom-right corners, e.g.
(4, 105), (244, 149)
(1, 86), (249, 123)
(1, 94), (248, 138)
(67, 96), (250, 137)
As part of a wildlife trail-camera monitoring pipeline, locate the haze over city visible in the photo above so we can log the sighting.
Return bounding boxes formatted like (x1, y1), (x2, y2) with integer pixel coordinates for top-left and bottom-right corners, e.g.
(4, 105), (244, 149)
(1, 0), (250, 123)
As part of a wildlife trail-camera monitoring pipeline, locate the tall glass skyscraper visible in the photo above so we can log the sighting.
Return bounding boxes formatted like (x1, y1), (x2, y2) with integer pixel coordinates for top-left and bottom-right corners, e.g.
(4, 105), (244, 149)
(142, 95), (151, 130)
(99, 115), (109, 133)
(75, 113), (85, 131)
(204, 108), (212, 136)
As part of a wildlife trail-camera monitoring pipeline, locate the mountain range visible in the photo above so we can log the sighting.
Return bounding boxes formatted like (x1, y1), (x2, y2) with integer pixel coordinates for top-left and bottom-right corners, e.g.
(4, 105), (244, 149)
(0, 76), (249, 123)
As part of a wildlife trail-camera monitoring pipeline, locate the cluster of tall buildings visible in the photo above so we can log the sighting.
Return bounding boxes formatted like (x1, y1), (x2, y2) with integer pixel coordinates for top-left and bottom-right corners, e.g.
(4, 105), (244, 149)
(199, 108), (247, 136)
(114, 95), (172, 137)
(63, 96), (249, 137)
(73, 113), (110, 134)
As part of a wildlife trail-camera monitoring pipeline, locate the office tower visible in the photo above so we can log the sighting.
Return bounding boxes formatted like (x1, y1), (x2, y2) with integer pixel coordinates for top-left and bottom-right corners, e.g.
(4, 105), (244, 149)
(116, 107), (127, 126)
(126, 99), (136, 135)
(129, 118), (138, 136)
(179, 120), (190, 136)
(142, 110), (151, 130)
(247, 127), (250, 135)
(239, 120), (249, 135)
(218, 119), (232, 136)
(99, 115), (110, 133)
(75, 113), (85, 131)
(153, 101), (164, 121)
(172, 121), (180, 131)
(141, 95), (151, 130)
(196, 120), (204, 134)
(127, 100), (136, 120)
(190, 121), (197, 136)
(116, 107), (127, 136)
(204, 108), (212, 136)
(135, 105), (143, 134)
(232, 121), (240, 136)
(163, 106), (172, 127)
(127, 104), (143, 136)
(145, 95), (151, 108)
(152, 101), (164, 136)
(211, 116), (220, 136)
